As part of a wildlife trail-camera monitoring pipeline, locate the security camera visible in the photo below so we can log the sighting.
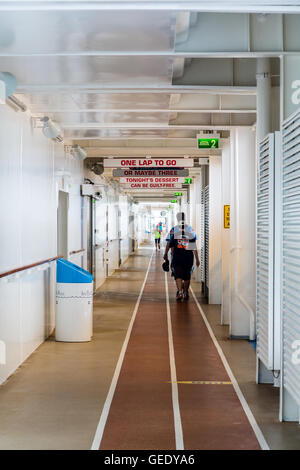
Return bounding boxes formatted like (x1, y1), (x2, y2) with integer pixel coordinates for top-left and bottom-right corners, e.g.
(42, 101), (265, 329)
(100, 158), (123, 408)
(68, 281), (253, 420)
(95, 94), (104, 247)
(0, 72), (17, 99)
(42, 117), (62, 139)
(72, 144), (87, 161)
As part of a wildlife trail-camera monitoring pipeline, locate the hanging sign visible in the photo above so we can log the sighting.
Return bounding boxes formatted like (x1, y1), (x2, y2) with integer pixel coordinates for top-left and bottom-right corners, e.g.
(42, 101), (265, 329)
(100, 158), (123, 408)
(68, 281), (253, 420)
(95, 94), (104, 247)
(224, 204), (230, 229)
(113, 168), (189, 177)
(122, 183), (183, 189)
(197, 133), (220, 149)
(174, 192), (183, 196)
(104, 158), (194, 168)
(185, 178), (192, 184)
(119, 177), (186, 184)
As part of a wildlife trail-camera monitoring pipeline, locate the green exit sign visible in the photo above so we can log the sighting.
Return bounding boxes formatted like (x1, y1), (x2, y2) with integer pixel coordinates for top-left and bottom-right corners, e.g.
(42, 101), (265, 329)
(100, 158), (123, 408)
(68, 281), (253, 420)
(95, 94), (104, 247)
(171, 199), (178, 203)
(185, 178), (192, 184)
(174, 192), (183, 196)
(198, 138), (219, 149)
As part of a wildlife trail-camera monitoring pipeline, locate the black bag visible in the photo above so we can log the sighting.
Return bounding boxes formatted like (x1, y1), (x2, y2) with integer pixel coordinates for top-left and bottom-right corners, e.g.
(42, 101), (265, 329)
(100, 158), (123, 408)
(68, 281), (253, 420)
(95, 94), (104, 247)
(162, 259), (169, 272)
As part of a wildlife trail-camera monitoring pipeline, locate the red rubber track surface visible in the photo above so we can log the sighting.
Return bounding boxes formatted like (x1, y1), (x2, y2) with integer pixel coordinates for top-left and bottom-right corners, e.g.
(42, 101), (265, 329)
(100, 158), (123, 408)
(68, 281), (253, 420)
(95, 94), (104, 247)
(100, 254), (261, 450)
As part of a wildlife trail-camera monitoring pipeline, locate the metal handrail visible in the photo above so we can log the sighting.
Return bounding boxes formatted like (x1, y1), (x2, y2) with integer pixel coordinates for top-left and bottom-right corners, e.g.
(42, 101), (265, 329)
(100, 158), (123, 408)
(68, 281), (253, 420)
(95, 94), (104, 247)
(69, 248), (86, 255)
(0, 256), (61, 279)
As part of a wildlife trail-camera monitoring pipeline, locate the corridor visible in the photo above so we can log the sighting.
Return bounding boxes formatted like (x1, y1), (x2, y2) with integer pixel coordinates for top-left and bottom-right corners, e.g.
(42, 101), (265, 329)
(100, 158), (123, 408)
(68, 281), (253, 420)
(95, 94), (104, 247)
(2, 0), (300, 453)
(0, 248), (267, 450)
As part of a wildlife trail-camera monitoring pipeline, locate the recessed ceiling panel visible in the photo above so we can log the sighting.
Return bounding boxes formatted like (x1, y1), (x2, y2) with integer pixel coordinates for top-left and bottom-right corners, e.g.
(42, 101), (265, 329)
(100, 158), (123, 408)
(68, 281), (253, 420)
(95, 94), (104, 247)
(170, 93), (220, 110)
(167, 129), (197, 138)
(2, 56), (173, 89)
(0, 11), (176, 53)
(17, 92), (172, 112)
(169, 112), (212, 125)
(65, 129), (169, 139)
(175, 13), (249, 52)
(70, 93), (172, 110)
(42, 111), (170, 125)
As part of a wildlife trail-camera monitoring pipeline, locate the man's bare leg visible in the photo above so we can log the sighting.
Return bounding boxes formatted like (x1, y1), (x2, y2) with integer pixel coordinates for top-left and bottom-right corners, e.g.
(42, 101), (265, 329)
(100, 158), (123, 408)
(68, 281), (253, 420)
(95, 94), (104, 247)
(176, 278), (183, 291)
(183, 280), (190, 292)
(175, 278), (183, 300)
(183, 280), (190, 300)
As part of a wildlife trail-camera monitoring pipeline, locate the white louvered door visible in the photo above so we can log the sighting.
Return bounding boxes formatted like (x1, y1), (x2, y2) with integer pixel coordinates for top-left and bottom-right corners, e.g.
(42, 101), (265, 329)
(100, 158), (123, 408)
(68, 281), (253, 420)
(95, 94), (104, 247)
(256, 132), (281, 373)
(204, 185), (209, 296)
(282, 110), (300, 409)
(256, 134), (275, 370)
(200, 188), (205, 284)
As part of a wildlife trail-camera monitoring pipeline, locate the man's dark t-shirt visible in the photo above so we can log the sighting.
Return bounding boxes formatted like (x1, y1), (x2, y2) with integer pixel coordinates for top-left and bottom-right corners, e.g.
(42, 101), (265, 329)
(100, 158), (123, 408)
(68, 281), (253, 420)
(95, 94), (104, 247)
(166, 224), (197, 267)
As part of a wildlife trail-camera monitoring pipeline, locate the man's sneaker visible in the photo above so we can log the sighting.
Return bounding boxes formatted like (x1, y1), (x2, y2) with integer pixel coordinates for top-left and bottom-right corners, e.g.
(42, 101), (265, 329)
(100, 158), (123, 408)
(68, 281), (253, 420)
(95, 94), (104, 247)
(183, 291), (189, 301)
(176, 290), (183, 301)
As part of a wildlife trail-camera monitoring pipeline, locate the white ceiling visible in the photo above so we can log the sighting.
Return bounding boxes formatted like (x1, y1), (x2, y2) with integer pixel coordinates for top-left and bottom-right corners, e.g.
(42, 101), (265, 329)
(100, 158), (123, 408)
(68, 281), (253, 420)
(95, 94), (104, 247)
(0, 2), (290, 198)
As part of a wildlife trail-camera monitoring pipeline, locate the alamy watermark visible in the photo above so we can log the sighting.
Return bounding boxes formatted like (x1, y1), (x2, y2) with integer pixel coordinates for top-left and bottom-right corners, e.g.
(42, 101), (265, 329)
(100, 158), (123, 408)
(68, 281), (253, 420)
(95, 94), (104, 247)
(291, 340), (300, 365)
(0, 80), (6, 104)
(0, 340), (6, 365)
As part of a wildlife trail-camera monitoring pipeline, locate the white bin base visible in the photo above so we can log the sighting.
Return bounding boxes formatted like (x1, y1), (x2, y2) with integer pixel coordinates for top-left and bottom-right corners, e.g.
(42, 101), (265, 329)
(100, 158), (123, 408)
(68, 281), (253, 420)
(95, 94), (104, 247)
(56, 282), (93, 342)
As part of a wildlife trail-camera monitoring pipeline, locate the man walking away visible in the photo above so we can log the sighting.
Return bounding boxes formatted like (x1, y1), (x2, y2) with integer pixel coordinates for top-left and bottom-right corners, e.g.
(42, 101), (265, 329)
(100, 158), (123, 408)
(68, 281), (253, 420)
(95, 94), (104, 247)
(154, 227), (161, 251)
(163, 212), (200, 301)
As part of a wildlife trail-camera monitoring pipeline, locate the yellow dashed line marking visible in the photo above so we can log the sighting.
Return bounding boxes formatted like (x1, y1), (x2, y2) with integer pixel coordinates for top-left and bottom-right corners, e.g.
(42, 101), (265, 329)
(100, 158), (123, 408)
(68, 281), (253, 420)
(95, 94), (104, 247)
(169, 381), (232, 385)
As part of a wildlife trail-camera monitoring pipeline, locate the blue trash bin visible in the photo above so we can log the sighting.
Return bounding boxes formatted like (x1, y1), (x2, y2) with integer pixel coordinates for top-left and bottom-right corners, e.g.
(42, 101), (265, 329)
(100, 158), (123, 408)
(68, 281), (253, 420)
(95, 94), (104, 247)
(56, 259), (93, 342)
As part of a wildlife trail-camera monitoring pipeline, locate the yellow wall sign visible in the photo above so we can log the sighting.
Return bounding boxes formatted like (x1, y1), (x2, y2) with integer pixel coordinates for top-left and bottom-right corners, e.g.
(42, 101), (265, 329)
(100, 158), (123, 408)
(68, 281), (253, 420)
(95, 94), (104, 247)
(224, 205), (230, 229)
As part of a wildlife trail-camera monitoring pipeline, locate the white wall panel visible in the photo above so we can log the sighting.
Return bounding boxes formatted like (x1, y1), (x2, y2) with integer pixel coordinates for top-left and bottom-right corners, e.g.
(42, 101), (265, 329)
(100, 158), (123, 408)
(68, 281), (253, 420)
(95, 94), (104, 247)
(20, 269), (47, 361)
(0, 280), (21, 384)
(230, 128), (256, 338)
(95, 246), (106, 290)
(0, 104), (84, 384)
(121, 239), (129, 264)
(0, 106), (22, 272)
(108, 200), (118, 242)
(21, 120), (56, 264)
(108, 240), (119, 277)
(221, 141), (231, 325)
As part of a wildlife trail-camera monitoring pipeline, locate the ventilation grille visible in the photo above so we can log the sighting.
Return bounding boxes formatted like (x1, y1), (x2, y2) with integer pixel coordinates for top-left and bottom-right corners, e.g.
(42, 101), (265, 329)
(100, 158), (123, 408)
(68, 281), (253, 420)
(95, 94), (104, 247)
(256, 134), (274, 370)
(200, 188), (205, 283)
(204, 185), (209, 294)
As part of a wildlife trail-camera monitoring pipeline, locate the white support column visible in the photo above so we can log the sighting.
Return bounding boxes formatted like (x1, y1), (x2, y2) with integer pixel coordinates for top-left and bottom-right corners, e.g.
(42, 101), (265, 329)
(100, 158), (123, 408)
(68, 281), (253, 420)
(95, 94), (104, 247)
(221, 140), (231, 325)
(256, 58), (272, 143)
(230, 128), (256, 339)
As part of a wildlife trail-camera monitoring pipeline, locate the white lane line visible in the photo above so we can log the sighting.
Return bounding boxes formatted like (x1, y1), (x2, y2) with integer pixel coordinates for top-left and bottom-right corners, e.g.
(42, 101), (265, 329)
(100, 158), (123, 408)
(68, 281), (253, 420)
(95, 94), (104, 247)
(165, 272), (184, 450)
(190, 287), (269, 451)
(91, 251), (154, 450)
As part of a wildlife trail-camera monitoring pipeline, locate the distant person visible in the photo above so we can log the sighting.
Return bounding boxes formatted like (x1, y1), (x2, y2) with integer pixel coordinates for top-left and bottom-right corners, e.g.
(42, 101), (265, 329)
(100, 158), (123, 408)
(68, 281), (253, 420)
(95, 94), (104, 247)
(154, 227), (161, 251)
(163, 212), (200, 301)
